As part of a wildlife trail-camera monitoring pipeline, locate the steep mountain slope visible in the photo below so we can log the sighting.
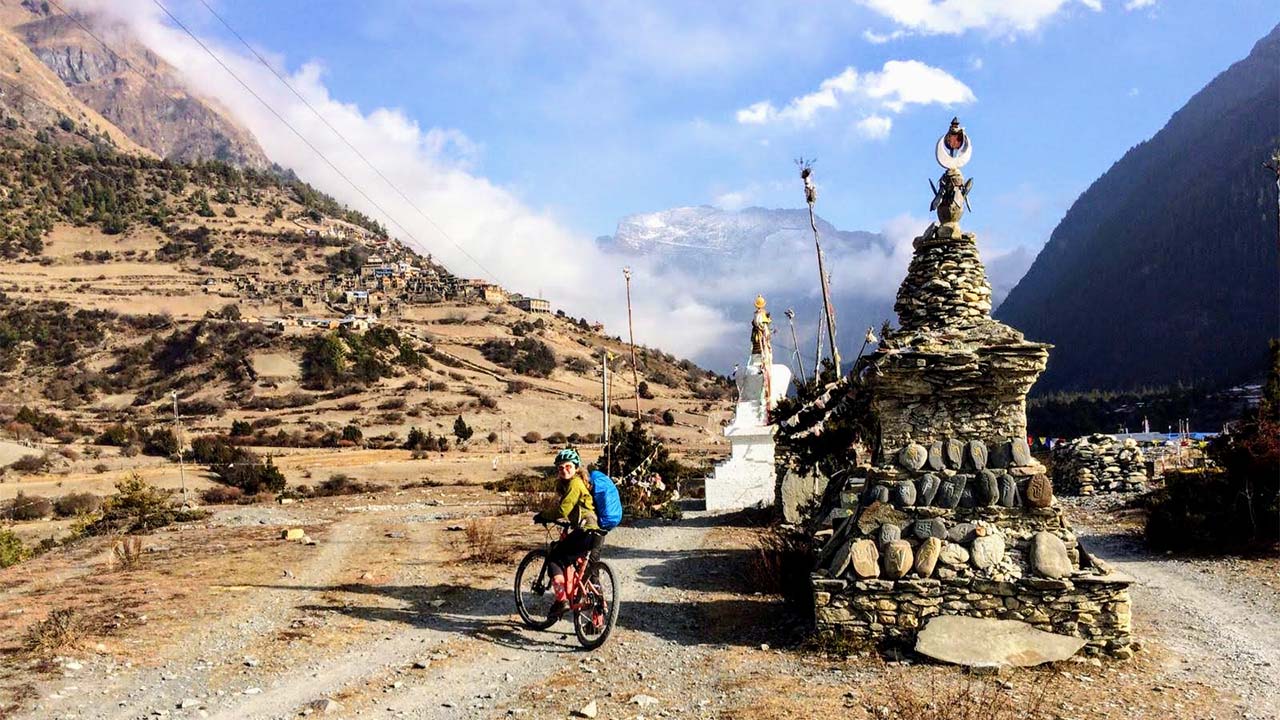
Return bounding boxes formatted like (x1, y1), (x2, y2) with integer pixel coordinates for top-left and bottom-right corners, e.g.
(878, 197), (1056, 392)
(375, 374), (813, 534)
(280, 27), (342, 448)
(0, 0), (269, 168)
(0, 11), (150, 156)
(0, 133), (730, 452)
(996, 24), (1280, 393)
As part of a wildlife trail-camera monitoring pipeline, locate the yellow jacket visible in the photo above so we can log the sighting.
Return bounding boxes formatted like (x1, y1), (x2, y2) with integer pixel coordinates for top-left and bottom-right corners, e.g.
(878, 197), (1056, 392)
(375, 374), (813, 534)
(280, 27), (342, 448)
(550, 474), (599, 530)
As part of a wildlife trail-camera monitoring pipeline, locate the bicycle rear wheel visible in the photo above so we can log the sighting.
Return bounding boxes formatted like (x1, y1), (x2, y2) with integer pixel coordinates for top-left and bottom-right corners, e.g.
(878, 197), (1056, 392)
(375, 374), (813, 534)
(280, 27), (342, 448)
(514, 549), (557, 630)
(573, 560), (619, 649)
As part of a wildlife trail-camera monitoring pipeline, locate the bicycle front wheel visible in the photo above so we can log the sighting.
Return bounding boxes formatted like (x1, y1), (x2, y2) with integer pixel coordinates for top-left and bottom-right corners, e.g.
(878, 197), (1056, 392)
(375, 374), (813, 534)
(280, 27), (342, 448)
(514, 549), (557, 630)
(573, 560), (619, 649)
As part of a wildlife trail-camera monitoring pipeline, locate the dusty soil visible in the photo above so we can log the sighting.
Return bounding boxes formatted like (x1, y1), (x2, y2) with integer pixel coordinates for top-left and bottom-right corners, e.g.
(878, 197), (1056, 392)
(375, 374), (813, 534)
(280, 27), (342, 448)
(1, 487), (1277, 720)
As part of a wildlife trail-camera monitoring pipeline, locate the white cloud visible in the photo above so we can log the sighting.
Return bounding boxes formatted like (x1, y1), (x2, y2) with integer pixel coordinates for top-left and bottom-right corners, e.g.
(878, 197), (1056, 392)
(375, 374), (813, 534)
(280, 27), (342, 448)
(862, 29), (906, 44)
(735, 60), (974, 130)
(855, 114), (893, 139)
(735, 101), (776, 125)
(1124, 0), (1157, 9)
(968, 56), (984, 71)
(69, 0), (739, 360)
(860, 0), (1101, 37)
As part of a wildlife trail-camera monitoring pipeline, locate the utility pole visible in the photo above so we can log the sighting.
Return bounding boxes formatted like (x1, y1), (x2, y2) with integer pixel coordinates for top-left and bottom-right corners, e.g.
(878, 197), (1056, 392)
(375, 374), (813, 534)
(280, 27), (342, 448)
(171, 391), (188, 507)
(798, 159), (841, 376)
(784, 308), (806, 385)
(623, 267), (642, 421)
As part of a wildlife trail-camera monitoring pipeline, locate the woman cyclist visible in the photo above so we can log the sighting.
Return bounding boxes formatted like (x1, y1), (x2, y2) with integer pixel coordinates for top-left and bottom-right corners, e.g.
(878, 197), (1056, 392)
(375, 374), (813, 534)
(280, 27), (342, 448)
(533, 448), (603, 619)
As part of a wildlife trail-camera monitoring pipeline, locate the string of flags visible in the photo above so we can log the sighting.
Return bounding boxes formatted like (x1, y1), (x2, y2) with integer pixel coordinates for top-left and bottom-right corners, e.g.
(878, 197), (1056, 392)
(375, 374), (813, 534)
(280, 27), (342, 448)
(1026, 435), (1212, 450)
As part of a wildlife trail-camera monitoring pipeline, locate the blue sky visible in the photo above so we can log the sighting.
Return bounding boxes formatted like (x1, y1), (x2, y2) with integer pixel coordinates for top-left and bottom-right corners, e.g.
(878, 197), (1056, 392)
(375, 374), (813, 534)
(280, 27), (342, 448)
(179, 0), (1277, 251)
(93, 0), (1279, 363)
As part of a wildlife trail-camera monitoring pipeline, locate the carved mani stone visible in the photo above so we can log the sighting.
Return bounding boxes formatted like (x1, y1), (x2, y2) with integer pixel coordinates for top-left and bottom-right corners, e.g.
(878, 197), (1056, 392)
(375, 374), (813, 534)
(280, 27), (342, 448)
(912, 517), (947, 541)
(966, 439), (989, 470)
(894, 481), (918, 507)
(935, 475), (966, 509)
(939, 542), (969, 567)
(944, 439), (965, 468)
(927, 441), (946, 471)
(917, 473), (941, 506)
(958, 483), (976, 509)
(987, 439), (1012, 469)
(1026, 475), (1054, 508)
(998, 473), (1021, 507)
(971, 535), (1005, 569)
(866, 484), (891, 505)
(914, 536), (943, 578)
(882, 540), (914, 579)
(976, 470), (1000, 506)
(875, 523), (902, 548)
(899, 443), (928, 471)
(1011, 438), (1033, 466)
(850, 539), (880, 578)
(947, 522), (977, 544)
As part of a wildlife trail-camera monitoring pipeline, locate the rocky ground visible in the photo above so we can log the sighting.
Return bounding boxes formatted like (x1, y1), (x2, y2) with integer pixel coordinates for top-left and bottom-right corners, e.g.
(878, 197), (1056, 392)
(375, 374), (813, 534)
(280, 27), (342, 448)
(1, 487), (1276, 720)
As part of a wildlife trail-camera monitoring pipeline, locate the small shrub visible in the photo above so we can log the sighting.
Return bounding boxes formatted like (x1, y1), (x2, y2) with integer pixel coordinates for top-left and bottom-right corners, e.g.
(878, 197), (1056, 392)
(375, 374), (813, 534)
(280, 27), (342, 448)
(111, 536), (144, 571)
(81, 473), (206, 535)
(0, 528), (28, 568)
(200, 486), (245, 504)
(486, 431), (499, 443)
(93, 463), (109, 474)
(8, 453), (51, 474)
(452, 416), (473, 443)
(478, 394), (498, 410)
(461, 518), (509, 564)
(546, 431), (567, 445)
(638, 381), (654, 399)
(377, 397), (407, 411)
(313, 473), (386, 497)
(522, 431), (541, 444)
(10, 493), (53, 521)
(662, 409), (675, 426)
(23, 609), (87, 655)
(54, 492), (102, 517)
(229, 419), (252, 437)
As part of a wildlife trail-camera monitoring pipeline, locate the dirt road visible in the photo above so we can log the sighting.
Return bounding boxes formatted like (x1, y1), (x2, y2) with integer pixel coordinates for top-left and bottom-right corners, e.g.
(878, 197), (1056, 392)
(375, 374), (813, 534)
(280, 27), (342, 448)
(7, 492), (1279, 720)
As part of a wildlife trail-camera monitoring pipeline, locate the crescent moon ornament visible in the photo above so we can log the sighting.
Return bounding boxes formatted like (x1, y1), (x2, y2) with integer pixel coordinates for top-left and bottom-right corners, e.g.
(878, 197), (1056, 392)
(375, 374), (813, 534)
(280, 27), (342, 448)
(935, 132), (971, 170)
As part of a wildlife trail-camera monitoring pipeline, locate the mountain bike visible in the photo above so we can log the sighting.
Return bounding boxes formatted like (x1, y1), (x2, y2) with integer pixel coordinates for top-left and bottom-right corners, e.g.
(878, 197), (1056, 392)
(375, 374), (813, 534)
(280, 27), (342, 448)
(513, 520), (619, 650)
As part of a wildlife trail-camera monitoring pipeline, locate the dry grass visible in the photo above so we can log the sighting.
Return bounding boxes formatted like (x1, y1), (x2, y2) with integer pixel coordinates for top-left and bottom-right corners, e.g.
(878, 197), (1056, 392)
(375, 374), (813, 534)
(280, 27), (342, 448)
(501, 490), (552, 515)
(111, 536), (144, 571)
(461, 518), (510, 564)
(871, 664), (1057, 720)
(22, 609), (87, 656)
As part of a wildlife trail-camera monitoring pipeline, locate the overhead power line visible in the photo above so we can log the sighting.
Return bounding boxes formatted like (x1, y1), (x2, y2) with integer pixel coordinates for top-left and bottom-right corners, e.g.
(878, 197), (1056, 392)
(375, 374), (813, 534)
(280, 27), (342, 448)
(190, 0), (501, 284)
(43, 0), (499, 284)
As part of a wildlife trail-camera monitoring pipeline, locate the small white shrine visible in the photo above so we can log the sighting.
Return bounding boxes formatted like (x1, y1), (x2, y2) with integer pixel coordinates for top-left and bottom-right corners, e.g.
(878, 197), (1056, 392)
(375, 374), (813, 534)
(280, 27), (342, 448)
(705, 297), (792, 511)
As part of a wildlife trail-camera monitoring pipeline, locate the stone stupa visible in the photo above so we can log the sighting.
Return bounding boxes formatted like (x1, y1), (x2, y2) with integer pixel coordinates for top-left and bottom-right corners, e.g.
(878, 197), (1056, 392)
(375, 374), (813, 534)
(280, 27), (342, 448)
(790, 120), (1134, 658)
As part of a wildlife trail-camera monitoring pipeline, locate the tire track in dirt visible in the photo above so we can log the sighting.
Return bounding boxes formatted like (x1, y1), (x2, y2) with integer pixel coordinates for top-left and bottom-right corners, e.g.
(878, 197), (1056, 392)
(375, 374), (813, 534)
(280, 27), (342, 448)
(1079, 528), (1280, 719)
(22, 519), (373, 720)
(205, 520), (717, 719)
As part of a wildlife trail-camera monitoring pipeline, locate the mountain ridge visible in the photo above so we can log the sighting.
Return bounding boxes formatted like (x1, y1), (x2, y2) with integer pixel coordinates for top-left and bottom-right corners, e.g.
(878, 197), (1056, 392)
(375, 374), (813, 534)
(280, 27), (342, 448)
(995, 23), (1280, 393)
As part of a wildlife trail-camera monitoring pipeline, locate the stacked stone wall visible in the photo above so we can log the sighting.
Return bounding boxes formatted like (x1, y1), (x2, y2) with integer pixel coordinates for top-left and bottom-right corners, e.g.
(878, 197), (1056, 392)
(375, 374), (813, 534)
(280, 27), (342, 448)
(813, 574), (1132, 657)
(1052, 434), (1150, 495)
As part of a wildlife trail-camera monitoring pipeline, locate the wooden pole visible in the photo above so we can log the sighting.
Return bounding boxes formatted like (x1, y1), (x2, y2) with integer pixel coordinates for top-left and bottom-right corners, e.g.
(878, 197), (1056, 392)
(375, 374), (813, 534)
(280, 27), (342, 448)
(800, 162), (841, 377)
(623, 267), (642, 422)
(785, 308), (806, 385)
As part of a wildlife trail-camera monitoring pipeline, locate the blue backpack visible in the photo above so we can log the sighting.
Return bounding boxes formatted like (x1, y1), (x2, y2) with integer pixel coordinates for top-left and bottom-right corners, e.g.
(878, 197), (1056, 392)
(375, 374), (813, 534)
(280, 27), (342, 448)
(589, 470), (624, 530)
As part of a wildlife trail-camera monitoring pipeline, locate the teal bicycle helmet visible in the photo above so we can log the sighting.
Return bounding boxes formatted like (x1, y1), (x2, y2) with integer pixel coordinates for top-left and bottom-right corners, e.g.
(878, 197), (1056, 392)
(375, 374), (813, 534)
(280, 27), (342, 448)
(554, 447), (581, 467)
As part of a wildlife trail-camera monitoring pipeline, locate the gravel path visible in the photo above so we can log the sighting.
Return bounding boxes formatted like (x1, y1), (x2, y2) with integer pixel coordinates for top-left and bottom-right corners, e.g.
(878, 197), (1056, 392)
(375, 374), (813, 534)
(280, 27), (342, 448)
(1078, 527), (1280, 720)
